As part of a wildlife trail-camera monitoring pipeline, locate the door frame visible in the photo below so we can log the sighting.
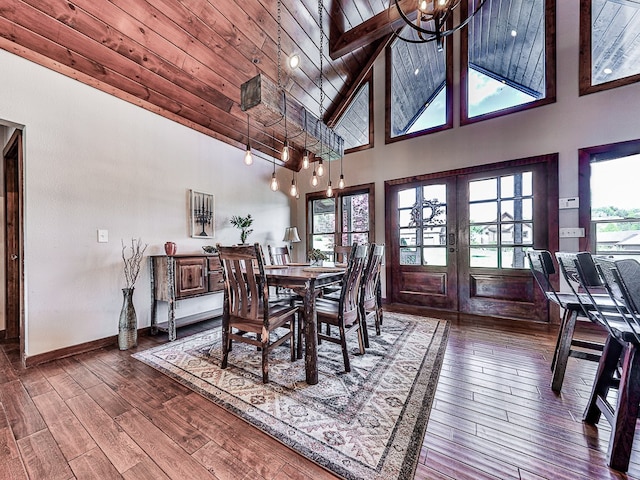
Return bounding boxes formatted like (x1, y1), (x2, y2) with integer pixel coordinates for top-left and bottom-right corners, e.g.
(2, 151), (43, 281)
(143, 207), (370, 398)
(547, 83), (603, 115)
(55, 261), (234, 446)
(3, 128), (25, 365)
(384, 154), (559, 321)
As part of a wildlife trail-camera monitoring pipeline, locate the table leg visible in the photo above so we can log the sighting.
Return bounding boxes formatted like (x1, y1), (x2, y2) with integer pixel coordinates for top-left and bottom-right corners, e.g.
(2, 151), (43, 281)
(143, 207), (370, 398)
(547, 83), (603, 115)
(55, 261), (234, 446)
(304, 279), (318, 385)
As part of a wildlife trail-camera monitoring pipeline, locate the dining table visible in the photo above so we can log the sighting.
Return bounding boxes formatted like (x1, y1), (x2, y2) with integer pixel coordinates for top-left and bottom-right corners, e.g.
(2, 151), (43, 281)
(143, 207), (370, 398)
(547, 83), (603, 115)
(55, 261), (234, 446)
(264, 264), (345, 385)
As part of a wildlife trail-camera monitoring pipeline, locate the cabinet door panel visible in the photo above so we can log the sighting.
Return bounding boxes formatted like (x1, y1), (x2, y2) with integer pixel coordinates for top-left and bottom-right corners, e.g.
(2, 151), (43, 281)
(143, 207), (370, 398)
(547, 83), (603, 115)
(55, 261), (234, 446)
(176, 258), (207, 297)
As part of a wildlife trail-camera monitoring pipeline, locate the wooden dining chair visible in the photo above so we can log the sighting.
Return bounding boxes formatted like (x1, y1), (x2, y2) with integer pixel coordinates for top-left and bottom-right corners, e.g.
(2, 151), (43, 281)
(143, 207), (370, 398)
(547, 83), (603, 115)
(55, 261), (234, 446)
(334, 244), (353, 264)
(315, 243), (369, 373)
(267, 245), (291, 265)
(527, 250), (605, 392)
(359, 243), (385, 348)
(574, 255), (640, 472)
(213, 243), (298, 383)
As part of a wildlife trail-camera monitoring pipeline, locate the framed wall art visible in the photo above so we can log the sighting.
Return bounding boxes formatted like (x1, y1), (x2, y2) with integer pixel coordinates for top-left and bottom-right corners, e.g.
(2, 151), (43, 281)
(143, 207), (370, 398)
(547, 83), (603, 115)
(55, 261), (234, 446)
(190, 190), (214, 238)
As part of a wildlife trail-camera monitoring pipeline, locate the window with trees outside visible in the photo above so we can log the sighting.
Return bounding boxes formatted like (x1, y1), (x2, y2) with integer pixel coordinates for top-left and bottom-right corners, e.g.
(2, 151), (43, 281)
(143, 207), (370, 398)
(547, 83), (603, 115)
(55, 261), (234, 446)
(579, 140), (640, 258)
(307, 184), (374, 261)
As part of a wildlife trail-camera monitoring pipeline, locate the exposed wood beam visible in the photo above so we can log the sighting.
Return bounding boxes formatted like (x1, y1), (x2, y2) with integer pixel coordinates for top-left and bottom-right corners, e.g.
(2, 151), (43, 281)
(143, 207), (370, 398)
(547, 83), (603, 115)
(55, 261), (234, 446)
(326, 35), (393, 127)
(330, 0), (416, 60)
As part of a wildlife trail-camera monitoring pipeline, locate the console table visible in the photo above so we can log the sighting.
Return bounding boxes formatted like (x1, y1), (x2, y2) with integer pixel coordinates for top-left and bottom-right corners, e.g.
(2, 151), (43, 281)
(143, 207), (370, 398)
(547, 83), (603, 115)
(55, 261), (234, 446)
(150, 254), (224, 341)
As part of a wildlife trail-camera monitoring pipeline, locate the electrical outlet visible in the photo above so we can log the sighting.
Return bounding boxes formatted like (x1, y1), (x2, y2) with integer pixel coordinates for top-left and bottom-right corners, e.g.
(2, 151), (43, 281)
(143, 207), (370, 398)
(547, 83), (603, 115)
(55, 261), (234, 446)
(97, 229), (108, 243)
(559, 227), (585, 238)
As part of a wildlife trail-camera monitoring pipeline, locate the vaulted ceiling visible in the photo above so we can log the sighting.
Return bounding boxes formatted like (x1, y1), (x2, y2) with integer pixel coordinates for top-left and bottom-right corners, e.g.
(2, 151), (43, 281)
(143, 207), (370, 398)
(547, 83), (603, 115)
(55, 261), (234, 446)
(0, 0), (397, 170)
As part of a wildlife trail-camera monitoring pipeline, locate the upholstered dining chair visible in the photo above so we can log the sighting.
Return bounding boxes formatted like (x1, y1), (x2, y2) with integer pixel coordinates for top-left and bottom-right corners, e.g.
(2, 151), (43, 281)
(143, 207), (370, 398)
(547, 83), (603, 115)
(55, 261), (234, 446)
(315, 243), (369, 373)
(267, 245), (291, 266)
(527, 250), (605, 392)
(359, 243), (385, 348)
(213, 243), (297, 383)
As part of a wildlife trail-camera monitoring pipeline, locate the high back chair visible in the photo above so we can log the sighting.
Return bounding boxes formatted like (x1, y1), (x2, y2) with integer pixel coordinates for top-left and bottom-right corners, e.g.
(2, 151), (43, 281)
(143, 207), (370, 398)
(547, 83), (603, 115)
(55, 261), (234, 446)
(576, 256), (640, 472)
(213, 243), (298, 383)
(267, 245), (291, 265)
(315, 243), (369, 373)
(527, 250), (604, 392)
(334, 244), (353, 264)
(359, 243), (385, 348)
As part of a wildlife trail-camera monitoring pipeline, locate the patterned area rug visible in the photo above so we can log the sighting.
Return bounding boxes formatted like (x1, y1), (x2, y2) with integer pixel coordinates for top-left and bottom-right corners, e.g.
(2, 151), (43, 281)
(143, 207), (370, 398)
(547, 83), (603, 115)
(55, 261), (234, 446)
(133, 312), (449, 480)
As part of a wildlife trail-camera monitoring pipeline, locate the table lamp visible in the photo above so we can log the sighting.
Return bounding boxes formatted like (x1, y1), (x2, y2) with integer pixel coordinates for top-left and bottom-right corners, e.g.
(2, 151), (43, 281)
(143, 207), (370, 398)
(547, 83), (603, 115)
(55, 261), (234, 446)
(283, 226), (301, 261)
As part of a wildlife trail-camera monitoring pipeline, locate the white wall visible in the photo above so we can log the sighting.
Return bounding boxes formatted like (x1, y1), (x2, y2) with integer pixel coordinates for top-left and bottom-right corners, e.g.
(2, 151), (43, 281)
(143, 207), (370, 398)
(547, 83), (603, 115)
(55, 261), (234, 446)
(291, 1), (640, 296)
(0, 49), (292, 358)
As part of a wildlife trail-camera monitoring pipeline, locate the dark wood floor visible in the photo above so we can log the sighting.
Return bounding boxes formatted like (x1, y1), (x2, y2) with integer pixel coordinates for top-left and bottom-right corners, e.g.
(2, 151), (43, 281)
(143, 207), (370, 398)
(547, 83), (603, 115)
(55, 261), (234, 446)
(1, 307), (639, 480)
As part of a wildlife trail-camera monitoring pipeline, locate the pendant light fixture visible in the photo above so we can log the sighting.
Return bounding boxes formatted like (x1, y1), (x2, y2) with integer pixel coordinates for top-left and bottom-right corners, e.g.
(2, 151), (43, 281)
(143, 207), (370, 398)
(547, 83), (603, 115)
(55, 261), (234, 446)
(302, 112), (310, 169)
(282, 92), (290, 162)
(325, 152), (333, 198)
(391, 0), (486, 52)
(311, 166), (319, 186)
(270, 158), (280, 192)
(289, 171), (298, 197)
(244, 114), (253, 166)
(317, 158), (324, 177)
(337, 138), (345, 189)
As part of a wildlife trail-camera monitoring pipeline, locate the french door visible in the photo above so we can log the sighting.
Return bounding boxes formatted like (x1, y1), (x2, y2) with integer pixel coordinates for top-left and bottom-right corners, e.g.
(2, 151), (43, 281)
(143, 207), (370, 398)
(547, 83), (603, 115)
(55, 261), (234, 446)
(386, 155), (558, 322)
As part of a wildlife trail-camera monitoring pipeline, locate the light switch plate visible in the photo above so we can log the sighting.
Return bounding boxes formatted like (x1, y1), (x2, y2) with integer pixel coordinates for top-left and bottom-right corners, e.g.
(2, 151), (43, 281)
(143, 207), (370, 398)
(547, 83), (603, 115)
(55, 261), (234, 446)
(97, 229), (108, 243)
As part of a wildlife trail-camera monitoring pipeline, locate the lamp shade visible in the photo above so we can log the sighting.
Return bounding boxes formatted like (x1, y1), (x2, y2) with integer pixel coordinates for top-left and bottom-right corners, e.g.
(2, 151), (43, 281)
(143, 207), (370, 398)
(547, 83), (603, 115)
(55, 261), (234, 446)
(283, 226), (301, 243)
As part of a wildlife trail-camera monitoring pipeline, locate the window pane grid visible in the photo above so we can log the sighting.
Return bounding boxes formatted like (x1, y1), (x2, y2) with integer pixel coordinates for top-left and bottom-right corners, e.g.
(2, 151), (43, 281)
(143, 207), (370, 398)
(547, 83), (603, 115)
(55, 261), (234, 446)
(469, 172), (533, 269)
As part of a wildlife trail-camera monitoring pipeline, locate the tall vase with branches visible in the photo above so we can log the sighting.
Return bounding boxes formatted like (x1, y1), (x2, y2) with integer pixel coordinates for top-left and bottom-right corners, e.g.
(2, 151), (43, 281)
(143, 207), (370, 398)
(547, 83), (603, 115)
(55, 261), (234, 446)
(119, 238), (148, 350)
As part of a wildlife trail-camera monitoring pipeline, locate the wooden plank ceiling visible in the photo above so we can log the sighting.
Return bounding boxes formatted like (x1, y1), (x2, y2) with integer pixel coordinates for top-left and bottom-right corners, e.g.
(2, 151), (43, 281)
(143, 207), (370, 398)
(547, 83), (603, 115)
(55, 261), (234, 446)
(0, 0), (390, 170)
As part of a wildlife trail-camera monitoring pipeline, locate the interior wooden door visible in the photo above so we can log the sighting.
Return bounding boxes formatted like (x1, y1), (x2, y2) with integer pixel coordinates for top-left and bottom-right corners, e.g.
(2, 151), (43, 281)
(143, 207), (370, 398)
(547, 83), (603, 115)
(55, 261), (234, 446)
(387, 177), (458, 310)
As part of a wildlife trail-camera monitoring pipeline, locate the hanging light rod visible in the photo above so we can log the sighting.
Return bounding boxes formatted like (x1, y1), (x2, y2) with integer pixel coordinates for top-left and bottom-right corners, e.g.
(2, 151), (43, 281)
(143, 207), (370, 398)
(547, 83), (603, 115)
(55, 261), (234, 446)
(241, 73), (344, 163)
(392, 0), (486, 51)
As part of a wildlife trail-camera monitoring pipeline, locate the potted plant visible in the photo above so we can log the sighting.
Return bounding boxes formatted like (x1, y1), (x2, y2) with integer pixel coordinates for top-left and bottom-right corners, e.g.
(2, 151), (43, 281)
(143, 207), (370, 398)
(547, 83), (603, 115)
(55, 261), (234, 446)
(230, 214), (254, 245)
(308, 248), (328, 266)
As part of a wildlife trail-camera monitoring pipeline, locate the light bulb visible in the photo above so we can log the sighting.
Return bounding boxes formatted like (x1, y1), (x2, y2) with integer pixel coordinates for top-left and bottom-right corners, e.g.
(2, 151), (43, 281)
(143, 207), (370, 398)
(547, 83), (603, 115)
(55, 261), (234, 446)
(317, 159), (324, 177)
(311, 170), (319, 187)
(419, 0), (428, 11)
(326, 181), (333, 198)
(282, 141), (290, 162)
(244, 146), (253, 166)
(302, 151), (309, 169)
(338, 174), (345, 189)
(290, 180), (298, 197)
(270, 173), (279, 192)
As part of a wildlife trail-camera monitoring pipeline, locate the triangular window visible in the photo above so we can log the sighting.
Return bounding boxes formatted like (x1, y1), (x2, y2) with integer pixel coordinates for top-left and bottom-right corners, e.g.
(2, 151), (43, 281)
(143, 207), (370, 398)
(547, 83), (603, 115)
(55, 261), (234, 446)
(333, 80), (373, 153)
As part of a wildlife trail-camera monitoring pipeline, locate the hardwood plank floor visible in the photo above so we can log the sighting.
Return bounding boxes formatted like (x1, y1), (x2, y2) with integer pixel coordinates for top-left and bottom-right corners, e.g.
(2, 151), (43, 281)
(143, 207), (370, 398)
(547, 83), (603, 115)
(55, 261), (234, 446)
(1, 307), (639, 479)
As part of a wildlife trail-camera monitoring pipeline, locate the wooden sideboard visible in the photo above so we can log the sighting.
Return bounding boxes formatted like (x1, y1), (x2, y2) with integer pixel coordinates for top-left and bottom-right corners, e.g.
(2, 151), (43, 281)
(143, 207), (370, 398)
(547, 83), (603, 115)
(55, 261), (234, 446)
(150, 254), (224, 341)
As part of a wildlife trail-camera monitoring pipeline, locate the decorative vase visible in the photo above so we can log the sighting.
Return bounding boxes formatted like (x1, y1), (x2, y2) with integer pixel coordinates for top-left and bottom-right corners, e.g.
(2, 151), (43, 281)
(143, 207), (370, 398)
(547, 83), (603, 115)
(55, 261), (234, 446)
(118, 287), (137, 350)
(164, 241), (177, 255)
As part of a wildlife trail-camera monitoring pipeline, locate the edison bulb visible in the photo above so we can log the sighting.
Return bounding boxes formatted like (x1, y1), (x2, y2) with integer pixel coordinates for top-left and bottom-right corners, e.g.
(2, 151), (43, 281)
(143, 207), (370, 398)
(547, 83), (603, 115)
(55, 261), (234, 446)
(311, 171), (319, 187)
(338, 174), (345, 189)
(302, 152), (310, 169)
(244, 147), (253, 166)
(270, 173), (279, 192)
(290, 180), (298, 197)
(317, 159), (324, 177)
(282, 142), (290, 162)
(326, 182), (333, 198)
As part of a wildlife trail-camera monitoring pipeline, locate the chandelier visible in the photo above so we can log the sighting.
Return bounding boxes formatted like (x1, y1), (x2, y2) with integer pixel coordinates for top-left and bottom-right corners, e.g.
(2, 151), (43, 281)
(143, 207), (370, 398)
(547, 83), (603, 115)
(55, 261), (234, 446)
(392, 0), (486, 51)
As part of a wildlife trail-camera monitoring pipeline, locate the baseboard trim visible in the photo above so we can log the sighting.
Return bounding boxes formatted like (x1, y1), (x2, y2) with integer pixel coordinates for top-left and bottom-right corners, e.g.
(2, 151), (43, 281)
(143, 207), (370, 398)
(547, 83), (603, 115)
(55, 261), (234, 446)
(25, 327), (151, 367)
